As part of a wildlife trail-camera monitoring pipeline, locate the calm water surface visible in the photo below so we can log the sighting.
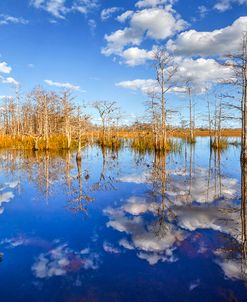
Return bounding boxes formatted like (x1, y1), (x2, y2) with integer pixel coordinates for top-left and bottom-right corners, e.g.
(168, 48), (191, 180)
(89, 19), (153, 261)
(0, 137), (246, 302)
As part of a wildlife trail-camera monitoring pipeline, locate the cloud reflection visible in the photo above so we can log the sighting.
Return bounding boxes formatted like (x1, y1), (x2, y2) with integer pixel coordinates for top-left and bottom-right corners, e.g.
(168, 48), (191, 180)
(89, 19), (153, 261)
(32, 243), (100, 279)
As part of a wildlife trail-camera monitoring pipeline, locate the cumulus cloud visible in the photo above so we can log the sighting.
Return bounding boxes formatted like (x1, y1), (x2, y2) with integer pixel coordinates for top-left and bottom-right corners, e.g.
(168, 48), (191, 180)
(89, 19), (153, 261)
(121, 46), (155, 66)
(0, 14), (29, 25)
(102, 6), (187, 56)
(116, 57), (234, 93)
(214, 0), (247, 12)
(116, 10), (134, 23)
(101, 7), (121, 21)
(30, 0), (98, 19)
(44, 79), (80, 90)
(167, 16), (247, 57)
(0, 62), (12, 74)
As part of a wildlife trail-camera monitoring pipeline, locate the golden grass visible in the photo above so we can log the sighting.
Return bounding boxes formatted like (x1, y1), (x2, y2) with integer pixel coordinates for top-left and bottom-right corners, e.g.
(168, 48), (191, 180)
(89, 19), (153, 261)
(0, 135), (86, 151)
(0, 128), (241, 150)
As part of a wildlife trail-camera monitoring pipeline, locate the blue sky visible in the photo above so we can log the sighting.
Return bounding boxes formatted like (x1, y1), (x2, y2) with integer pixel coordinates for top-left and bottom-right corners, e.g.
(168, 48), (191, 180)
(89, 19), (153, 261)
(0, 0), (246, 125)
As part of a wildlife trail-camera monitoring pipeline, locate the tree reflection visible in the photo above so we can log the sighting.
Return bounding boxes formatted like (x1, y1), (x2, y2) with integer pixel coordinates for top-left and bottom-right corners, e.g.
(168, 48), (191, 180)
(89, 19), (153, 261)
(67, 155), (93, 214)
(0, 147), (119, 215)
(91, 146), (118, 192)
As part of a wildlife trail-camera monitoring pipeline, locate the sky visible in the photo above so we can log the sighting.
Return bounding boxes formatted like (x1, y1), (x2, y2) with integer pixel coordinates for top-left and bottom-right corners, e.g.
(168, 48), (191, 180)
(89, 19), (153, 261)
(0, 0), (246, 125)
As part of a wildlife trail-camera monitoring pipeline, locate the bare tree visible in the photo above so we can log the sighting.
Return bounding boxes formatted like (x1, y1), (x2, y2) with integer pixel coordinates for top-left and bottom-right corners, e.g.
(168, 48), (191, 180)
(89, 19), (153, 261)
(61, 90), (74, 150)
(92, 100), (119, 145)
(153, 48), (178, 149)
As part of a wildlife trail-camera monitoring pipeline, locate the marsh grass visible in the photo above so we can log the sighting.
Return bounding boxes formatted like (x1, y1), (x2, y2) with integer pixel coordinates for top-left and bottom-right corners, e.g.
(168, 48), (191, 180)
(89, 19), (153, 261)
(0, 135), (85, 151)
(95, 136), (124, 151)
(211, 138), (229, 150)
(130, 135), (182, 154)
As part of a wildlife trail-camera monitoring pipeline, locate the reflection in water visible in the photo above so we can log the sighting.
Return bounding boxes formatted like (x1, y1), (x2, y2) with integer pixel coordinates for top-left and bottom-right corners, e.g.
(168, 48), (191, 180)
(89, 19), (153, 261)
(215, 147), (247, 283)
(32, 243), (100, 279)
(0, 139), (247, 301)
(67, 155), (93, 213)
(0, 147), (119, 214)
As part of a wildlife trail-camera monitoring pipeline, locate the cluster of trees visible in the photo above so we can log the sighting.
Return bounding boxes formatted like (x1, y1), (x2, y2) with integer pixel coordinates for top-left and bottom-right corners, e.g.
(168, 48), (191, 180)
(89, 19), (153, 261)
(0, 87), (90, 151)
(0, 86), (124, 153)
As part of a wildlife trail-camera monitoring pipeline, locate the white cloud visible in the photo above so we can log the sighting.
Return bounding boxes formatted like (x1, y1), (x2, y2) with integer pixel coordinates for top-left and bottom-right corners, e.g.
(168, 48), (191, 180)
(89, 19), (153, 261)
(123, 196), (156, 215)
(0, 14), (29, 25)
(44, 79), (80, 90)
(167, 16), (247, 57)
(116, 10), (134, 23)
(0, 76), (19, 86)
(214, 0), (247, 12)
(88, 19), (96, 35)
(137, 250), (176, 265)
(102, 27), (143, 56)
(102, 7), (187, 56)
(101, 7), (121, 21)
(30, 0), (98, 18)
(173, 57), (235, 93)
(116, 79), (158, 94)
(104, 199), (185, 265)
(32, 243), (100, 278)
(119, 238), (135, 250)
(116, 57), (235, 94)
(72, 0), (99, 15)
(131, 8), (186, 40)
(198, 5), (209, 18)
(121, 46), (155, 66)
(0, 192), (14, 206)
(0, 182), (18, 214)
(135, 0), (176, 8)
(118, 172), (150, 184)
(216, 259), (247, 280)
(31, 0), (68, 19)
(0, 62), (12, 74)
(103, 241), (121, 254)
(5, 181), (19, 189)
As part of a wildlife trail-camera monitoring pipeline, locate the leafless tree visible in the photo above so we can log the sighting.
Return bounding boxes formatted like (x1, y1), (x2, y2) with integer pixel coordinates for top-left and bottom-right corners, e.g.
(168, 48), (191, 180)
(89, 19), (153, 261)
(92, 100), (119, 145)
(153, 48), (178, 149)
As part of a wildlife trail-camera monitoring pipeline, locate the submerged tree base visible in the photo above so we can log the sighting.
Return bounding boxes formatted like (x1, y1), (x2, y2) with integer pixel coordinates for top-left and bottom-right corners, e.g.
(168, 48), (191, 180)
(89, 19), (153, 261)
(210, 138), (229, 150)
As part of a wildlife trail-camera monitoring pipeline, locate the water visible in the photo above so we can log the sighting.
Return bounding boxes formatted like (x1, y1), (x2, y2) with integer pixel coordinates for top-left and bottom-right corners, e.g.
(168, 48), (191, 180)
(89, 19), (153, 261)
(0, 137), (246, 302)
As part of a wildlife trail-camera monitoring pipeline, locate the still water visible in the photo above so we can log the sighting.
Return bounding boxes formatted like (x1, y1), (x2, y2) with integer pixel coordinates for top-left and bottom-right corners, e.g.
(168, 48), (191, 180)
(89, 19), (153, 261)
(0, 137), (246, 302)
